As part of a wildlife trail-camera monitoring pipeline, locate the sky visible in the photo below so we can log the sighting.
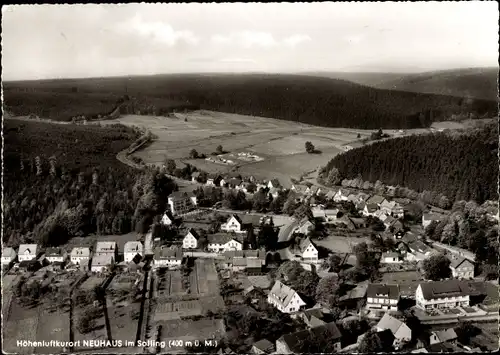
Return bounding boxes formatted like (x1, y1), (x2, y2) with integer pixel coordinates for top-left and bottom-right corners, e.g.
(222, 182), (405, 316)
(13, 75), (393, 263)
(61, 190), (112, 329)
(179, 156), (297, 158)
(2, 2), (498, 80)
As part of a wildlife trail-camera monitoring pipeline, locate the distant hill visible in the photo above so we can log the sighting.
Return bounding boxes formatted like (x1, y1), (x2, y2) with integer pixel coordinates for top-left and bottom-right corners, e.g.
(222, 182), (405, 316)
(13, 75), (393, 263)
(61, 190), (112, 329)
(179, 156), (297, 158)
(3, 73), (496, 129)
(322, 121), (498, 204)
(301, 67), (498, 101)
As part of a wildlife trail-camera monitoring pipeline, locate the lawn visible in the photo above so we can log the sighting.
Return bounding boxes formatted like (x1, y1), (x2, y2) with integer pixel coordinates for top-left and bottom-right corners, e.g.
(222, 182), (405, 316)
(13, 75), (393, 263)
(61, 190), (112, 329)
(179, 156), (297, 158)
(34, 308), (70, 354)
(314, 235), (370, 254)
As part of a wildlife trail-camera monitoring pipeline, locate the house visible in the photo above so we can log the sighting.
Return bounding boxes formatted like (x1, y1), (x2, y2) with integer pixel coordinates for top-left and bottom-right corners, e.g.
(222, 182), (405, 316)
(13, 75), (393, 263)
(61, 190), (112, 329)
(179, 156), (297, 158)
(45, 248), (67, 263)
(291, 184), (308, 195)
(183, 228), (200, 249)
(381, 252), (403, 264)
(191, 171), (201, 183)
(311, 207), (326, 220)
(219, 178), (227, 187)
(299, 237), (318, 261)
(18, 259), (42, 272)
(366, 284), (400, 311)
(206, 174), (222, 186)
(336, 215), (356, 230)
(366, 195), (387, 207)
(324, 190), (336, 200)
(363, 203), (379, 216)
(161, 212), (174, 226)
(306, 185), (321, 196)
(124, 241), (143, 263)
(298, 308), (327, 328)
(415, 280), (470, 310)
(349, 217), (367, 229)
(91, 253), (114, 273)
(380, 200), (404, 218)
(376, 313), (411, 348)
(324, 209), (339, 224)
(221, 214), (244, 233)
(430, 329), (457, 345)
(406, 241), (436, 262)
(294, 217), (315, 235)
(70, 247), (90, 266)
(153, 247), (183, 269)
(450, 257), (474, 279)
(422, 213), (443, 229)
(2, 247), (17, 266)
(168, 191), (197, 215)
(267, 179), (282, 190)
(267, 280), (306, 313)
(18, 244), (38, 262)
(374, 209), (389, 222)
(251, 339), (275, 354)
(268, 187), (281, 199)
(333, 189), (350, 202)
(276, 322), (342, 353)
(207, 233), (243, 253)
(95, 241), (117, 258)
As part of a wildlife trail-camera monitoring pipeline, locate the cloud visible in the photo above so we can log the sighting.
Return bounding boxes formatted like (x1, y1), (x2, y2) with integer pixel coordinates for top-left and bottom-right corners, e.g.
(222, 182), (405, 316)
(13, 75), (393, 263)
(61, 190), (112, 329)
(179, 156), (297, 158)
(344, 34), (365, 44)
(283, 34), (311, 47)
(219, 57), (257, 64)
(119, 14), (199, 46)
(211, 31), (311, 49)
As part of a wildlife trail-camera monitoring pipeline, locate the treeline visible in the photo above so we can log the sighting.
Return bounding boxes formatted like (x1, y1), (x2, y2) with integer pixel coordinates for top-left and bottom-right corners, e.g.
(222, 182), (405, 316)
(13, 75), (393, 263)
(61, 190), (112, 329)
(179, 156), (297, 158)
(322, 123), (498, 204)
(4, 74), (496, 128)
(4, 120), (177, 247)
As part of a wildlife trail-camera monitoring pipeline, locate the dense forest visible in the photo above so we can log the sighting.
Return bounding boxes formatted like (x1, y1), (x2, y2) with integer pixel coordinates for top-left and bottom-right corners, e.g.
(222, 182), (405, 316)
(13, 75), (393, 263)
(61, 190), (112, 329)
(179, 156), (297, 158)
(322, 122), (498, 204)
(302, 67), (498, 101)
(4, 74), (496, 129)
(4, 119), (176, 247)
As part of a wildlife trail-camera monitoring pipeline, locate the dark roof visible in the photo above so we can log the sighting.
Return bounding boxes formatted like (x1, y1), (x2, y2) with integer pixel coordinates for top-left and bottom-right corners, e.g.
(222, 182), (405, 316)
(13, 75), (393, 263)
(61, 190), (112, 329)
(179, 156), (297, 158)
(228, 214), (243, 224)
(155, 247), (183, 259)
(241, 214), (262, 226)
(450, 257), (473, 269)
(366, 203), (378, 212)
(185, 228), (201, 240)
(419, 280), (468, 300)
(279, 322), (342, 353)
(366, 284), (400, 300)
(45, 247), (63, 256)
(409, 241), (431, 254)
(252, 339), (275, 353)
(170, 191), (193, 199)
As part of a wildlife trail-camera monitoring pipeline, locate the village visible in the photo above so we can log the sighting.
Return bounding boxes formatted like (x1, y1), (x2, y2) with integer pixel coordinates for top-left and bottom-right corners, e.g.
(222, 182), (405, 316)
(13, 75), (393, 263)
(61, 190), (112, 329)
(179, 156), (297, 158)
(2, 171), (499, 354)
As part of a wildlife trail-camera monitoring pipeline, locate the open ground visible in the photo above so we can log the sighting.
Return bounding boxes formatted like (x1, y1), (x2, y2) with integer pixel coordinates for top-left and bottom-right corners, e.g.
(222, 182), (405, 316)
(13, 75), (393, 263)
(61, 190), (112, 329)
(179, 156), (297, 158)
(98, 110), (373, 186)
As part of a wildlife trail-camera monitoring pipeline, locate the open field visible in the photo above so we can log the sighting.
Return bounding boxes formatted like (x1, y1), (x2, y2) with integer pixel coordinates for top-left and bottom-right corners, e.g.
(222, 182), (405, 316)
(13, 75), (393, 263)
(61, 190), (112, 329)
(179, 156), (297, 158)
(106, 299), (141, 342)
(314, 235), (370, 254)
(156, 318), (226, 345)
(97, 110), (372, 186)
(34, 309), (71, 354)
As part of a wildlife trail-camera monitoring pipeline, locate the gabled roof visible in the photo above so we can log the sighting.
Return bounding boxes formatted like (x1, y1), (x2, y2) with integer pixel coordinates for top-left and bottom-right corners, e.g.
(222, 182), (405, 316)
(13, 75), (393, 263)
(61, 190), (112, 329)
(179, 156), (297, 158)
(419, 280), (468, 300)
(269, 178), (281, 187)
(366, 284), (400, 300)
(252, 339), (275, 353)
(185, 228), (200, 240)
(92, 253), (113, 266)
(324, 208), (339, 216)
(155, 247), (183, 260)
(298, 217), (314, 228)
(367, 195), (386, 205)
(299, 237), (316, 254)
(312, 207), (326, 218)
(226, 214), (243, 225)
(269, 280), (301, 308)
(207, 233), (243, 245)
(377, 313), (409, 337)
(279, 322), (342, 353)
(384, 215), (396, 225)
(325, 190), (336, 198)
(124, 241), (143, 254)
(382, 252), (401, 259)
(450, 257), (473, 269)
(95, 241), (117, 253)
(365, 203), (378, 212)
(45, 247), (64, 257)
(432, 329), (457, 344)
(19, 244), (38, 255)
(71, 247), (90, 258)
(241, 214), (262, 226)
(2, 247), (17, 258)
(408, 241), (431, 254)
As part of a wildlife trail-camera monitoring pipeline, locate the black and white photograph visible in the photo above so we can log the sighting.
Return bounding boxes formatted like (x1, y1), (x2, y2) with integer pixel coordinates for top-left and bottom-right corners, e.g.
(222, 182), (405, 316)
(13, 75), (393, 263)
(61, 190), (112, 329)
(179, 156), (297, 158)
(1, 2), (499, 354)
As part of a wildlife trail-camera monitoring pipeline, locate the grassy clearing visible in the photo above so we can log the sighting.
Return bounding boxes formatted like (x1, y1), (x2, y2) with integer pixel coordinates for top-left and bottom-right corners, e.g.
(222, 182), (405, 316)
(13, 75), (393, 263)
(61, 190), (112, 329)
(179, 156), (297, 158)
(313, 235), (370, 254)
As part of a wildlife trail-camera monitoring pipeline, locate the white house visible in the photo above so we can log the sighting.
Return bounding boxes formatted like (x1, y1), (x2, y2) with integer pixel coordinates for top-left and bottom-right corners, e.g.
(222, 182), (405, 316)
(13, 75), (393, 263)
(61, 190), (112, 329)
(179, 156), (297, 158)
(430, 329), (458, 345)
(366, 284), (400, 311)
(376, 313), (412, 349)
(183, 228), (200, 249)
(45, 248), (68, 263)
(311, 207), (326, 220)
(221, 214), (244, 233)
(366, 195), (388, 207)
(70, 247), (91, 266)
(363, 203), (379, 217)
(450, 257), (474, 279)
(415, 280), (470, 310)
(91, 253), (114, 273)
(153, 247), (183, 269)
(161, 212), (173, 226)
(267, 179), (282, 190)
(2, 247), (17, 265)
(422, 213), (443, 229)
(267, 280), (306, 313)
(381, 252), (403, 264)
(95, 241), (117, 257)
(333, 189), (350, 202)
(207, 233), (243, 253)
(168, 191), (198, 216)
(294, 218), (315, 235)
(18, 244), (38, 262)
(124, 241), (143, 263)
(406, 241), (436, 262)
(324, 209), (339, 224)
(380, 200), (404, 218)
(299, 237), (318, 261)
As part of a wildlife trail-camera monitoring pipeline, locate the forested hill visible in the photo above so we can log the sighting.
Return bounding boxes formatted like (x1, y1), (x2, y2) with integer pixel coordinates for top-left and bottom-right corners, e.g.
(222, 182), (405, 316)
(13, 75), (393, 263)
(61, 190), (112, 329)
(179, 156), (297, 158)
(323, 122), (498, 204)
(4, 74), (496, 129)
(302, 67), (498, 101)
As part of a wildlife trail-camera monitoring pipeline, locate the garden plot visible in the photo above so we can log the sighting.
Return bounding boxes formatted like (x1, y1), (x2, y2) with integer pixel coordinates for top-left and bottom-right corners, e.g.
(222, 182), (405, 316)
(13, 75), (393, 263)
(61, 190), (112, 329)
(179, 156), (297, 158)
(80, 275), (106, 291)
(195, 259), (220, 296)
(34, 308), (70, 354)
(156, 318), (226, 346)
(106, 298), (141, 342)
(154, 300), (203, 321)
(73, 305), (107, 350)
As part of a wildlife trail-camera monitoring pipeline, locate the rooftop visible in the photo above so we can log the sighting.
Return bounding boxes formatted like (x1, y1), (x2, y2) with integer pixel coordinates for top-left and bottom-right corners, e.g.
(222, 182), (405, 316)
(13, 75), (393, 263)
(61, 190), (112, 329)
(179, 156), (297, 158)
(367, 283), (400, 300)
(19, 244), (38, 255)
(419, 280), (468, 300)
(124, 241), (143, 254)
(92, 253), (114, 266)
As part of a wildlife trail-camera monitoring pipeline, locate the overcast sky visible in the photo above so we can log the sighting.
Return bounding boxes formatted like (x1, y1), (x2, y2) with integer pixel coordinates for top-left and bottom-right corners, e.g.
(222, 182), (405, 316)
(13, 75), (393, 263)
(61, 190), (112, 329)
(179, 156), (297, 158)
(2, 2), (498, 80)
